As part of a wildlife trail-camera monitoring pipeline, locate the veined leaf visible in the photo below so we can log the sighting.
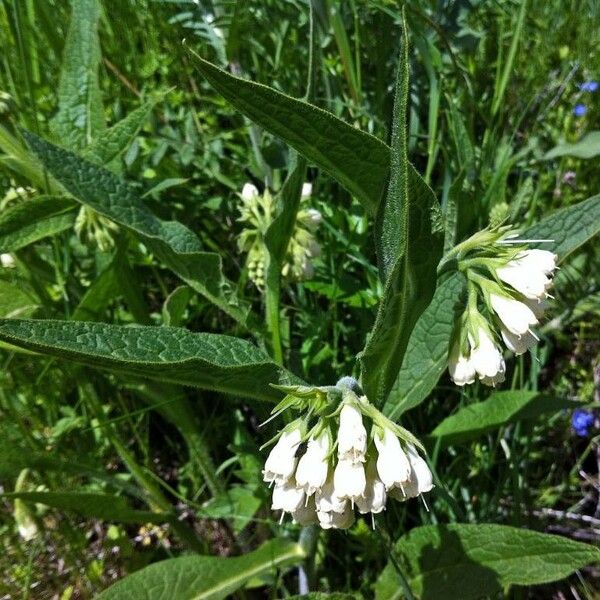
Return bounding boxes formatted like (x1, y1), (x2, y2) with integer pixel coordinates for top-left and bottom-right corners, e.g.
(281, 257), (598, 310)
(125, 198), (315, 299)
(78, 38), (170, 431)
(189, 50), (389, 214)
(544, 131), (600, 160)
(82, 98), (157, 168)
(96, 538), (306, 600)
(383, 273), (466, 420)
(0, 319), (300, 402)
(0, 282), (39, 319)
(0, 195), (77, 252)
(429, 391), (582, 447)
(51, 0), (105, 150)
(360, 23), (443, 407)
(375, 524), (600, 600)
(23, 132), (250, 325)
(4, 492), (168, 525)
(522, 194), (600, 261)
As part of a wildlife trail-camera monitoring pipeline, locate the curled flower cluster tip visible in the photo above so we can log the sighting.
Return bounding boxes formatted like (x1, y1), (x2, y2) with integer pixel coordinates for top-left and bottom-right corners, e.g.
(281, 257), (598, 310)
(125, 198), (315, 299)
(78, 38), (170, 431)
(262, 380), (433, 530)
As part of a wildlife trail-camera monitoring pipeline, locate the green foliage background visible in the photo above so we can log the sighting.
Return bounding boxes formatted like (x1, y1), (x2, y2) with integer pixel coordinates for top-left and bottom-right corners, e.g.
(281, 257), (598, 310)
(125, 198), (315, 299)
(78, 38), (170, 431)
(0, 0), (599, 598)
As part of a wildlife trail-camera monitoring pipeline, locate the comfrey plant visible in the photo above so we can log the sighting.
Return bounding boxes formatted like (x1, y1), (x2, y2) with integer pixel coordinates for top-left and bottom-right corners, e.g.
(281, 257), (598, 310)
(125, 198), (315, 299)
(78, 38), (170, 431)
(262, 378), (432, 529)
(238, 181), (321, 288)
(447, 226), (557, 386)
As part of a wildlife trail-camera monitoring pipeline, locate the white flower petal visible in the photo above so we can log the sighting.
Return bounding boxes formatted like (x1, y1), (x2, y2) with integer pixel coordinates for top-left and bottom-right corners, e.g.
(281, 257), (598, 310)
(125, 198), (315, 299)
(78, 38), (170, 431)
(333, 458), (366, 501)
(490, 293), (538, 336)
(374, 427), (411, 490)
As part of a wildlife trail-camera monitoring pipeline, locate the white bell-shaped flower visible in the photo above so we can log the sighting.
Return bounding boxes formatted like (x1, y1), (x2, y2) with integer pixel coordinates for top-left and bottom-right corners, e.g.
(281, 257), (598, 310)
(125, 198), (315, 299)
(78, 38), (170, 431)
(501, 327), (538, 355)
(263, 425), (302, 484)
(405, 444), (434, 497)
(316, 509), (335, 529)
(356, 458), (387, 514)
(448, 343), (476, 386)
(331, 503), (355, 529)
(496, 249), (556, 301)
(490, 293), (538, 336)
(333, 458), (366, 502)
(374, 426), (411, 491)
(315, 475), (347, 514)
(337, 402), (367, 463)
(271, 480), (305, 513)
(292, 496), (318, 526)
(295, 429), (331, 495)
(516, 249), (557, 275)
(301, 182), (313, 199)
(468, 327), (505, 383)
(241, 182), (260, 201)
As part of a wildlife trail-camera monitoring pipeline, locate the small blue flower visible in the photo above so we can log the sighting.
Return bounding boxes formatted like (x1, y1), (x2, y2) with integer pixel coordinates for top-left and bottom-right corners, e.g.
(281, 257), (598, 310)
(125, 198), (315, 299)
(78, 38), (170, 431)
(579, 81), (599, 92)
(572, 409), (595, 437)
(573, 103), (587, 117)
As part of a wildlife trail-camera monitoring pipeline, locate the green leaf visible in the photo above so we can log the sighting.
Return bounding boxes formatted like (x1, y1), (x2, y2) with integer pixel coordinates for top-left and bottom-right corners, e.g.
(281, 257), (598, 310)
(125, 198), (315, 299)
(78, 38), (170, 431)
(383, 273), (466, 420)
(96, 539), (306, 600)
(82, 99), (157, 168)
(288, 595), (359, 600)
(375, 524), (600, 600)
(0, 195), (77, 252)
(522, 194), (600, 261)
(22, 132), (250, 325)
(544, 131), (600, 160)
(0, 282), (38, 318)
(429, 391), (581, 447)
(4, 492), (168, 525)
(51, 0), (105, 150)
(189, 51), (388, 214)
(0, 319), (300, 402)
(162, 286), (193, 327)
(360, 23), (444, 407)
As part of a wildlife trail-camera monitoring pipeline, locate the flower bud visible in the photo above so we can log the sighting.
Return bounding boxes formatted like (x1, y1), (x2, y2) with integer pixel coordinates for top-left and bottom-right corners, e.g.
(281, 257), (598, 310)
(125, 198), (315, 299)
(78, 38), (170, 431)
(404, 444), (434, 497)
(241, 182), (259, 201)
(0, 253), (15, 269)
(374, 426), (411, 490)
(356, 458), (386, 514)
(337, 402), (367, 463)
(301, 182), (313, 199)
(468, 327), (505, 385)
(448, 343), (476, 386)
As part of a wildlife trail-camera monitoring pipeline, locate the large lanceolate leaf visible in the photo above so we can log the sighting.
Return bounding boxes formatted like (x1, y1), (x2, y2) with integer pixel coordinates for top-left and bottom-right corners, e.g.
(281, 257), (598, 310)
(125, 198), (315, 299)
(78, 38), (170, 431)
(0, 195), (77, 252)
(97, 539), (305, 600)
(360, 24), (443, 407)
(429, 391), (581, 447)
(522, 194), (600, 261)
(0, 319), (300, 402)
(375, 524), (600, 600)
(544, 131), (600, 160)
(51, 0), (105, 150)
(190, 51), (389, 215)
(383, 272), (466, 420)
(23, 132), (250, 325)
(4, 492), (168, 525)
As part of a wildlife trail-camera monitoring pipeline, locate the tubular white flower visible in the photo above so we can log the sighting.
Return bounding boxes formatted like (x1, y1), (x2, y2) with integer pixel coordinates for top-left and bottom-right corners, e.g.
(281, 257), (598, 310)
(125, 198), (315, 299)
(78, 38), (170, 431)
(333, 458), (366, 502)
(292, 496), (318, 526)
(468, 327), (505, 382)
(405, 444), (434, 497)
(241, 182), (259, 201)
(316, 509), (335, 529)
(374, 426), (411, 491)
(337, 402), (367, 463)
(448, 343), (476, 386)
(490, 293), (538, 336)
(331, 503), (355, 529)
(315, 475), (346, 514)
(301, 182), (313, 198)
(496, 250), (556, 300)
(517, 249), (557, 275)
(263, 426), (302, 484)
(501, 326), (538, 355)
(356, 458), (387, 514)
(271, 480), (305, 513)
(295, 429), (331, 495)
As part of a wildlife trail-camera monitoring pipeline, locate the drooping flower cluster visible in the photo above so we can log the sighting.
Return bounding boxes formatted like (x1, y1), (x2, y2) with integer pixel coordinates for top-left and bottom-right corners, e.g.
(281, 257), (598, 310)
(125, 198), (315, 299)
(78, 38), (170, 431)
(448, 227), (557, 387)
(237, 182), (321, 288)
(262, 378), (433, 530)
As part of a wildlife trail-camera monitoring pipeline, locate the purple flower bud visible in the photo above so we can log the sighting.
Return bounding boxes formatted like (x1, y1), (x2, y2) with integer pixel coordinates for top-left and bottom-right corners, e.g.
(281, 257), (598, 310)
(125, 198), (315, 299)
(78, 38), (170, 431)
(572, 408), (594, 437)
(579, 81), (599, 92)
(573, 104), (587, 117)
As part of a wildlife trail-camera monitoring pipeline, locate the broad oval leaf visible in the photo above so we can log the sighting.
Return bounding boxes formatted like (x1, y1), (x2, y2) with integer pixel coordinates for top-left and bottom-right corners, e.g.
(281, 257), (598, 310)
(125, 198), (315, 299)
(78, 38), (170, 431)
(429, 391), (582, 447)
(96, 539), (305, 600)
(544, 131), (600, 160)
(22, 132), (251, 326)
(375, 524), (600, 600)
(0, 319), (300, 402)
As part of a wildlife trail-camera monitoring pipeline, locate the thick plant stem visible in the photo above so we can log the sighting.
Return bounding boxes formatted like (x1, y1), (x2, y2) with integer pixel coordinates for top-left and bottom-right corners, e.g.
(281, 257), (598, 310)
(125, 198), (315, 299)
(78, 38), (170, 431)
(266, 277), (284, 365)
(298, 525), (319, 594)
